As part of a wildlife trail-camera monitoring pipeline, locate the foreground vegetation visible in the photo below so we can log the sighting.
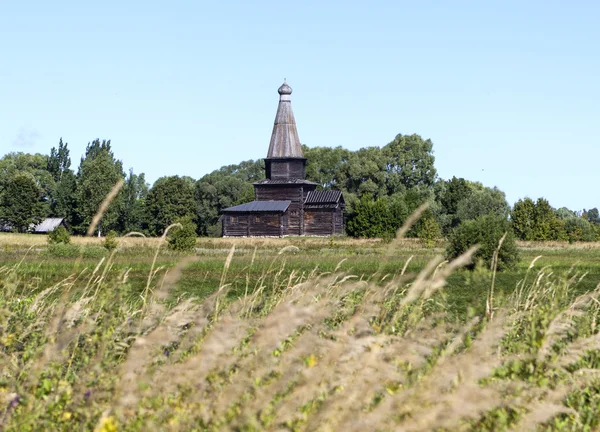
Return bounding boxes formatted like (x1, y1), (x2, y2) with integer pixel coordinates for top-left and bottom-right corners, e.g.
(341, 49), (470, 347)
(2, 234), (600, 430)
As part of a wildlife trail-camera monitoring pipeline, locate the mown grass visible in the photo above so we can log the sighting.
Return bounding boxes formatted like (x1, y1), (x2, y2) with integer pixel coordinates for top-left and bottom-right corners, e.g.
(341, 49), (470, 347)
(2, 235), (600, 430)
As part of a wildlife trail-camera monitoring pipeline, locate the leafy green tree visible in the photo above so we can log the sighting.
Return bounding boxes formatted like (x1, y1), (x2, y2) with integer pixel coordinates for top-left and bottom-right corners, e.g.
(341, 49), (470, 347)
(586, 208), (600, 225)
(195, 172), (254, 236)
(0, 173), (45, 232)
(119, 169), (149, 233)
(383, 134), (436, 193)
(455, 185), (510, 223)
(75, 139), (125, 235)
(532, 198), (565, 240)
(45, 139), (78, 221)
(47, 138), (71, 182)
(146, 176), (196, 235)
(512, 198), (567, 241)
(0, 152), (55, 214)
(346, 195), (393, 238)
(436, 177), (473, 234)
(304, 145), (350, 190)
(447, 214), (519, 271)
(168, 216), (197, 251)
(52, 170), (77, 221)
(416, 211), (442, 247)
(341, 147), (388, 198)
(564, 217), (596, 242)
(511, 198), (536, 240)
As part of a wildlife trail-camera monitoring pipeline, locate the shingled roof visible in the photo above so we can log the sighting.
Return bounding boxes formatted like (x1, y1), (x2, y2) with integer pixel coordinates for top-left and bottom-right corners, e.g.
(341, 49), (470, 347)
(222, 200), (291, 213)
(304, 190), (343, 204)
(266, 81), (304, 159)
(254, 179), (317, 186)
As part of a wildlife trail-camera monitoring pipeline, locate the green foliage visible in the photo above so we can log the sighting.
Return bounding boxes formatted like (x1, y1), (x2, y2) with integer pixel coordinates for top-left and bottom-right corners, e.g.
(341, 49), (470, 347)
(195, 171), (255, 236)
(168, 216), (197, 251)
(0, 172), (46, 232)
(383, 133), (437, 192)
(75, 139), (125, 235)
(47, 226), (71, 244)
(103, 230), (119, 251)
(455, 185), (510, 223)
(447, 214), (519, 270)
(120, 169), (149, 234)
(511, 197), (566, 241)
(346, 195), (394, 238)
(416, 212), (441, 247)
(303, 146), (350, 190)
(564, 217), (596, 242)
(146, 176), (196, 235)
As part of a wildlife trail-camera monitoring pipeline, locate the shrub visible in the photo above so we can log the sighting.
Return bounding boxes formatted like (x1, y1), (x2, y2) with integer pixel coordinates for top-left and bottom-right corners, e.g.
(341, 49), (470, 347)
(103, 230), (119, 251)
(168, 216), (197, 252)
(44, 243), (81, 258)
(416, 212), (441, 248)
(447, 214), (519, 270)
(47, 226), (71, 244)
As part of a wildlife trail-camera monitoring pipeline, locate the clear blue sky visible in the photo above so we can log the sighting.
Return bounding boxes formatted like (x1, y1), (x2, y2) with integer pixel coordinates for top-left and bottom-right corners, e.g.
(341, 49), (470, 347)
(1, 1), (598, 210)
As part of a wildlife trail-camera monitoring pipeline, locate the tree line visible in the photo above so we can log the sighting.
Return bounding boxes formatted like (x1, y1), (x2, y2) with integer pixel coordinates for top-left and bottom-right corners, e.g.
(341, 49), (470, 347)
(0, 134), (598, 243)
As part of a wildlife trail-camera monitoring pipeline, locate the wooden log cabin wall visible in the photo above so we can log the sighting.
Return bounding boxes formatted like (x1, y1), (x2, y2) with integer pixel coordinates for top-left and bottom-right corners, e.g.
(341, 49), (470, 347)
(221, 82), (345, 237)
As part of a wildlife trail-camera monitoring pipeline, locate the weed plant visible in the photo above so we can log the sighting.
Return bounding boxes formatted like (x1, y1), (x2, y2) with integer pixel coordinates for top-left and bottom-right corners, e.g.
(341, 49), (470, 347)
(1, 235), (600, 431)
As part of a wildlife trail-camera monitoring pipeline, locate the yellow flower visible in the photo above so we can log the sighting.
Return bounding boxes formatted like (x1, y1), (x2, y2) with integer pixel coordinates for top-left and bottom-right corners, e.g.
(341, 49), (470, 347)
(62, 412), (72, 420)
(95, 416), (117, 432)
(305, 354), (318, 368)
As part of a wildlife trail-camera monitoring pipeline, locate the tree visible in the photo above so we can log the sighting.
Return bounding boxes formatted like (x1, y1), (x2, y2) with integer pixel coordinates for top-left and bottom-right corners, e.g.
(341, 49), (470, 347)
(341, 147), (388, 198)
(168, 216), (197, 251)
(75, 139), (125, 235)
(383, 134), (436, 193)
(416, 211), (442, 247)
(0, 173), (45, 232)
(0, 152), (55, 214)
(346, 195), (393, 238)
(447, 214), (519, 271)
(532, 198), (565, 241)
(586, 208), (600, 225)
(47, 138), (71, 182)
(304, 145), (350, 190)
(119, 169), (149, 234)
(511, 198), (536, 240)
(46, 139), (77, 221)
(146, 176), (196, 235)
(455, 185), (510, 223)
(564, 217), (596, 242)
(436, 176), (472, 234)
(196, 172), (254, 236)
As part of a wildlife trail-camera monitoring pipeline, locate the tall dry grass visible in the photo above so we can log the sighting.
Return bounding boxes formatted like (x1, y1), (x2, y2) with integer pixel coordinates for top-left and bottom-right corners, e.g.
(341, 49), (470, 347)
(1, 233), (600, 430)
(2, 195), (600, 431)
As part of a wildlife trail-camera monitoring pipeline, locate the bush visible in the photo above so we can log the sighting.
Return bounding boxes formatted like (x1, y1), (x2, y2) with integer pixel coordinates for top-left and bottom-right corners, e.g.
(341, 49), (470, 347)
(47, 226), (71, 244)
(447, 214), (519, 271)
(103, 230), (119, 251)
(416, 212), (441, 248)
(168, 216), (197, 252)
(44, 243), (81, 258)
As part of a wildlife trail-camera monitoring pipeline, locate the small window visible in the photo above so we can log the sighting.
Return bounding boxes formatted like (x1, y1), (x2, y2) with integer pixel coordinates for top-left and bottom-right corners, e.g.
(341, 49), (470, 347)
(255, 216), (261, 223)
(230, 216), (238, 224)
(291, 211), (299, 217)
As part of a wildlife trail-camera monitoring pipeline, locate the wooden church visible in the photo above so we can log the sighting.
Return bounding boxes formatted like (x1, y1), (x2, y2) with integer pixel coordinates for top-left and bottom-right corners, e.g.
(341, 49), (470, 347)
(221, 82), (345, 237)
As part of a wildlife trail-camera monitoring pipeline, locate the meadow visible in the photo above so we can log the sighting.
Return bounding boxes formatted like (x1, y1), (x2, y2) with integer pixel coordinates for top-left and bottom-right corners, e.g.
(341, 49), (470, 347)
(2, 233), (600, 430)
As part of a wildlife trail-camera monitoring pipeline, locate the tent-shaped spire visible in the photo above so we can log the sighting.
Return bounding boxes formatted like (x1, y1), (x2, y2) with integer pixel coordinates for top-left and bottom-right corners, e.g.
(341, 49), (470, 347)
(267, 81), (304, 158)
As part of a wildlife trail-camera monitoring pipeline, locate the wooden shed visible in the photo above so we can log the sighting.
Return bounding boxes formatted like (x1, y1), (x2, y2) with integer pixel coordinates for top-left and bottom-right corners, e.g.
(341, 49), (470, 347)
(221, 82), (344, 237)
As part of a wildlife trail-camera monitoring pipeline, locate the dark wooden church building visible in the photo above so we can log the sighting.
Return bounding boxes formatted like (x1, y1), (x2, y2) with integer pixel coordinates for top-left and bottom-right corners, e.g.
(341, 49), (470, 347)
(221, 82), (345, 237)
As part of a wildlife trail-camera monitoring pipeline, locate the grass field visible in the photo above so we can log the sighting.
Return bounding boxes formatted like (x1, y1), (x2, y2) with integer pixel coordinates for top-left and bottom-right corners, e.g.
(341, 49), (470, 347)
(2, 233), (600, 430)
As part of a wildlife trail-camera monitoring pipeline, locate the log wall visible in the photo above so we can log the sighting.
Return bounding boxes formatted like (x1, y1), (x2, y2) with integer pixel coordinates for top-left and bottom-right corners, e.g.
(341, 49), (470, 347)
(222, 212), (283, 237)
